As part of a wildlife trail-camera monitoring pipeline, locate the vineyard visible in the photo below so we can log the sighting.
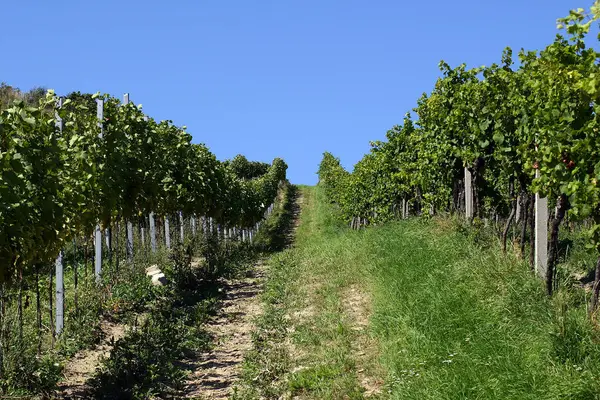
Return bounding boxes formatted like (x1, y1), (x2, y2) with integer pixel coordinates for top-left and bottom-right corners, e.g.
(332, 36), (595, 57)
(318, 6), (600, 303)
(6, 2), (600, 399)
(0, 89), (288, 397)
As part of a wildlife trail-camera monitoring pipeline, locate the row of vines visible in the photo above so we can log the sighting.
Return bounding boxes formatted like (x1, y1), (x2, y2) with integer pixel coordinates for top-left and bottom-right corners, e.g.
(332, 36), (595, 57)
(0, 89), (287, 395)
(1, 91), (287, 284)
(318, 5), (600, 302)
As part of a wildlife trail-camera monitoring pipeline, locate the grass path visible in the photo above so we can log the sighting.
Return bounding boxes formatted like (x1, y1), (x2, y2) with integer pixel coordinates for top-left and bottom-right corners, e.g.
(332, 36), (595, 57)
(234, 185), (384, 399)
(235, 185), (600, 400)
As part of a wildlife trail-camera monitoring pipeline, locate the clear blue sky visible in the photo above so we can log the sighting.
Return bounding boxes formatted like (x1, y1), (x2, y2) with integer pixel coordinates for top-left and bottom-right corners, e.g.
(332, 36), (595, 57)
(0, 0), (586, 184)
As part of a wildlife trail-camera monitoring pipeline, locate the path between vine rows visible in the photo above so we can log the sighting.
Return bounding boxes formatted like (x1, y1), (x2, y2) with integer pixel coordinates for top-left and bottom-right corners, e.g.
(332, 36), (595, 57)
(56, 264), (267, 400)
(180, 266), (265, 399)
(181, 195), (302, 399)
(56, 193), (301, 399)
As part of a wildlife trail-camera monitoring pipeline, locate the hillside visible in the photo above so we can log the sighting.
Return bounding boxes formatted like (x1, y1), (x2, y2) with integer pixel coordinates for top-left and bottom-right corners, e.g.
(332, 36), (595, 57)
(236, 185), (600, 399)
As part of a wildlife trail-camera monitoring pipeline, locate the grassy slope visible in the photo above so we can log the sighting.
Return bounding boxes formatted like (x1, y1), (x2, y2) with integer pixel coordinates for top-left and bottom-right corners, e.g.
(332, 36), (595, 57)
(371, 220), (600, 399)
(239, 185), (600, 400)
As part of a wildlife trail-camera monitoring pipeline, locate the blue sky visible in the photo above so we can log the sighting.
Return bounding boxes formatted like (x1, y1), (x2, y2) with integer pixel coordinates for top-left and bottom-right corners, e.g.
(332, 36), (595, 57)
(0, 0), (587, 184)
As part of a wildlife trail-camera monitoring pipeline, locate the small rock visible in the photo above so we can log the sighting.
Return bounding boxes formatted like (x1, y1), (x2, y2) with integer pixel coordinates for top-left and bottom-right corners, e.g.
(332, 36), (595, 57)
(145, 265), (161, 276)
(151, 273), (168, 286)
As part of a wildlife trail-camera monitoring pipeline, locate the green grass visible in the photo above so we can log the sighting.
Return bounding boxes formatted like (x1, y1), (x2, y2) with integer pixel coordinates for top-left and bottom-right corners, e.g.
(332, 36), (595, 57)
(238, 185), (600, 399)
(369, 218), (600, 399)
(235, 185), (380, 399)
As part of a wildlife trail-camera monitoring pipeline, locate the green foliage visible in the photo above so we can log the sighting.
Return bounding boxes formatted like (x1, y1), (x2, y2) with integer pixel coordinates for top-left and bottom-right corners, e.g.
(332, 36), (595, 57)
(226, 154), (271, 180)
(167, 241), (200, 292)
(253, 182), (296, 252)
(0, 84), (287, 396)
(105, 270), (158, 320)
(0, 89), (287, 285)
(317, 3), (600, 256)
(89, 305), (207, 399)
(0, 345), (63, 396)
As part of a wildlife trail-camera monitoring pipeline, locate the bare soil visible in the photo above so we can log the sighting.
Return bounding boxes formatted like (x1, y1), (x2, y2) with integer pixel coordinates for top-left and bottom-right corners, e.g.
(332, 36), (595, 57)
(57, 320), (127, 399)
(182, 190), (302, 399)
(342, 284), (384, 398)
(180, 267), (266, 399)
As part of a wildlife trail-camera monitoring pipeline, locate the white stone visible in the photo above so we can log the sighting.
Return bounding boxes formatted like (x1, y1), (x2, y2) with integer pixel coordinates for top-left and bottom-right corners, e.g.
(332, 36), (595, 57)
(151, 273), (167, 286)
